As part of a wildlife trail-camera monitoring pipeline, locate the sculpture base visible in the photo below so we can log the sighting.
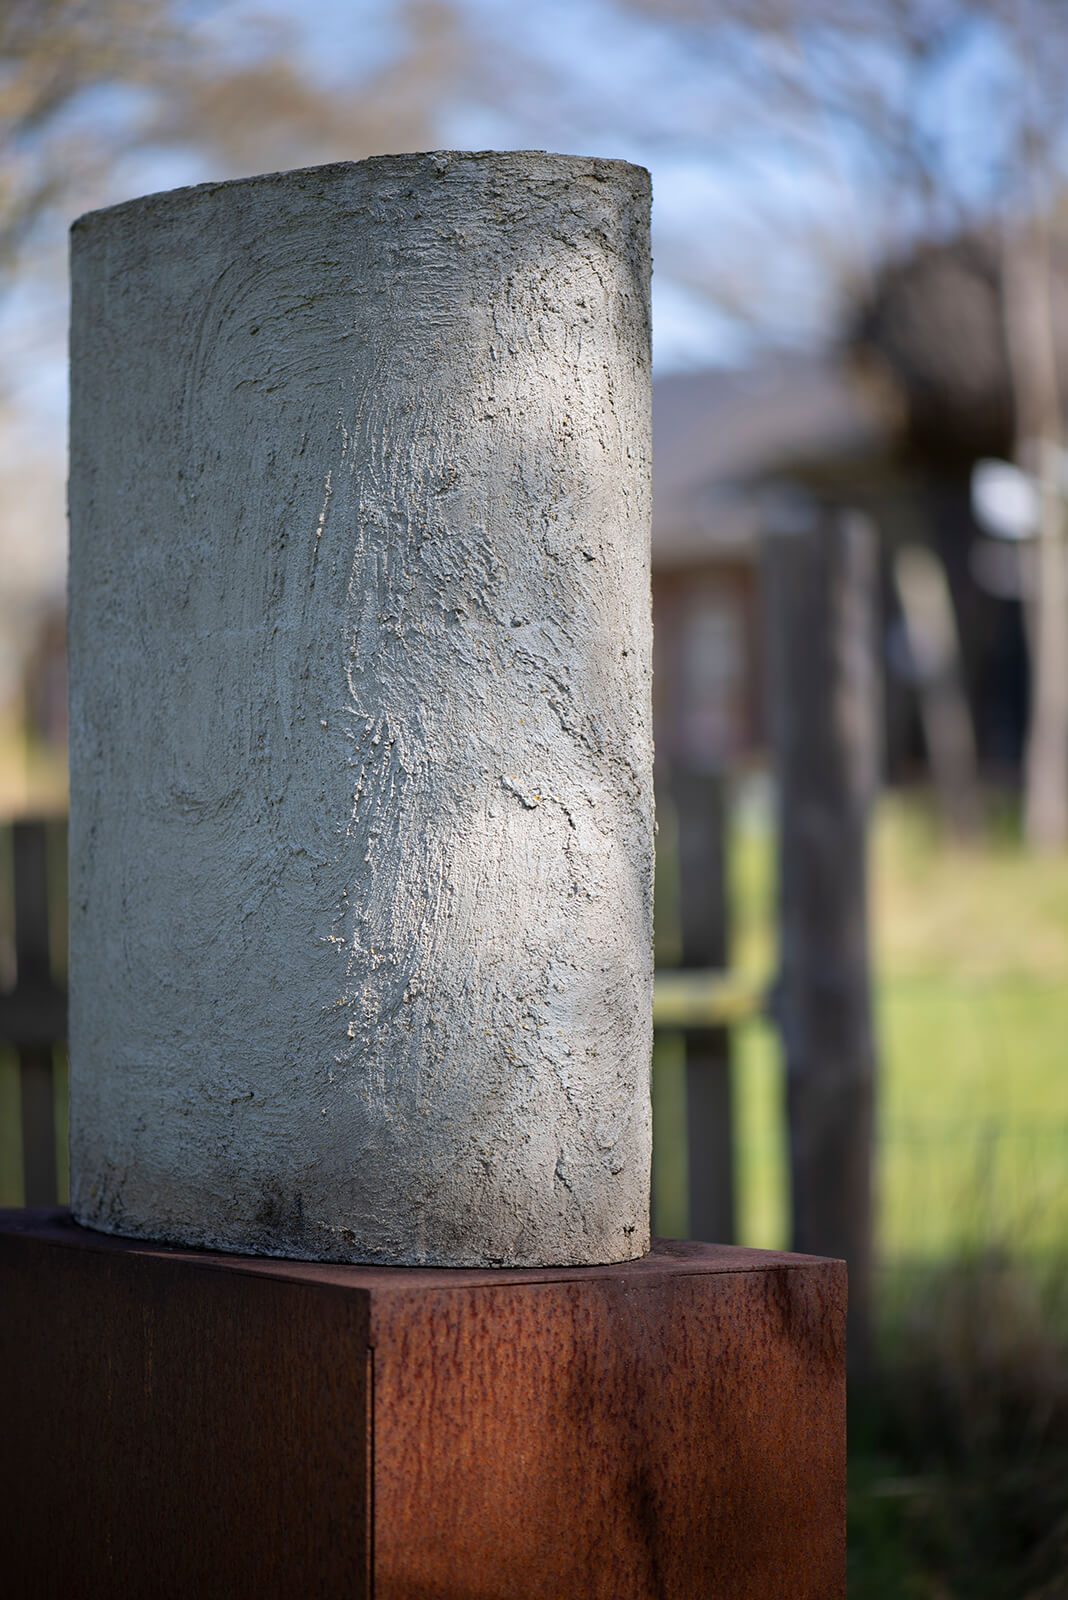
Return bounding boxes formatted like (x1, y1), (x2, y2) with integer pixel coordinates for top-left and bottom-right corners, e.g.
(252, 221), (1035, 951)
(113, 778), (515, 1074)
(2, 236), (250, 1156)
(0, 1210), (845, 1599)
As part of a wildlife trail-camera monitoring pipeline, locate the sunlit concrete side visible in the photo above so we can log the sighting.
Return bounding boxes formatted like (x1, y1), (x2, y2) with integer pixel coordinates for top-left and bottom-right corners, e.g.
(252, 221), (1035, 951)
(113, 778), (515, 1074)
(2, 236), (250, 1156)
(68, 151), (654, 1266)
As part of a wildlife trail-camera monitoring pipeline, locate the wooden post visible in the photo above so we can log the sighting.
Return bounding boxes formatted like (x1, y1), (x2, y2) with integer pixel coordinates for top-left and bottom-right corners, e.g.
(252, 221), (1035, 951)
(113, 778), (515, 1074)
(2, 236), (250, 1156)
(671, 766), (735, 1244)
(763, 503), (879, 1369)
(13, 822), (57, 1206)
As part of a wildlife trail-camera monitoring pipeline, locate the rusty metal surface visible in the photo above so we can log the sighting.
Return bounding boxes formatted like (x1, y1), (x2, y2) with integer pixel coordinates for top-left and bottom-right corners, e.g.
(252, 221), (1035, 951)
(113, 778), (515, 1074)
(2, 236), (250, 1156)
(0, 1210), (845, 1599)
(371, 1255), (845, 1599)
(0, 1211), (371, 1599)
(0, 1206), (832, 1285)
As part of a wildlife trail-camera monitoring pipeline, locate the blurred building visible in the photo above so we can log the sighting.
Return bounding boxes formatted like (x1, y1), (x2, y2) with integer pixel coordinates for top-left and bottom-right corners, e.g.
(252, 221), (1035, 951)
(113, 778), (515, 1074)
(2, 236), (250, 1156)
(3, 341), (1034, 791)
(652, 356), (882, 774)
(651, 350), (1031, 785)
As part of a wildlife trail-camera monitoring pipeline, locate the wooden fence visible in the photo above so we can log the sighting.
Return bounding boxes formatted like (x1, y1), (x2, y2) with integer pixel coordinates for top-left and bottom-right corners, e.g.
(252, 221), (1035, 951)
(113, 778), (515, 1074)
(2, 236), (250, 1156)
(0, 818), (68, 1207)
(0, 809), (757, 1233)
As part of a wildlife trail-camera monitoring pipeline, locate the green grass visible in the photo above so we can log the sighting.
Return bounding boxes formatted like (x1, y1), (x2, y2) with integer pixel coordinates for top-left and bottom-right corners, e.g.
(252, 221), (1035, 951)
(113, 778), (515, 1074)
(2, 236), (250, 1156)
(0, 1046), (69, 1207)
(657, 789), (1068, 1266)
(879, 977), (1068, 1262)
(710, 790), (1068, 1599)
(870, 799), (1068, 1263)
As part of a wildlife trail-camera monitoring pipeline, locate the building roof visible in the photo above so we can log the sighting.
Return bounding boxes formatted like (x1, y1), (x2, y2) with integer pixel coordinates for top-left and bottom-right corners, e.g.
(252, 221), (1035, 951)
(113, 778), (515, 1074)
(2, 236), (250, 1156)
(652, 354), (889, 568)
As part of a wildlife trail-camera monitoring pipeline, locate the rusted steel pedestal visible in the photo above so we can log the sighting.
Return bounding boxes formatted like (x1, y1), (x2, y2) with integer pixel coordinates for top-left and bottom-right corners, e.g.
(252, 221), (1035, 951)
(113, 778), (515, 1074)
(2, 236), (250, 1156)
(0, 1211), (845, 1599)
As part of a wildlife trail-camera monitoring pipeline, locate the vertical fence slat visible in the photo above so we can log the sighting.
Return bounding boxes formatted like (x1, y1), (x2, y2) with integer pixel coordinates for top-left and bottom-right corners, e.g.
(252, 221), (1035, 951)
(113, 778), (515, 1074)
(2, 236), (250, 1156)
(13, 821), (57, 1206)
(673, 767), (735, 1244)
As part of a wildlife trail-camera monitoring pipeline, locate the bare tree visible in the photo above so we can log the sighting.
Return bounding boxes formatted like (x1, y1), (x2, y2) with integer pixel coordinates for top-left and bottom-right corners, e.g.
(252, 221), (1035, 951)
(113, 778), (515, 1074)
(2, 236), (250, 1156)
(1, 0), (181, 276)
(995, 1), (1068, 847)
(610, 0), (1068, 845)
(0, 0), (468, 291)
(0, 0), (474, 729)
(1003, 221), (1068, 848)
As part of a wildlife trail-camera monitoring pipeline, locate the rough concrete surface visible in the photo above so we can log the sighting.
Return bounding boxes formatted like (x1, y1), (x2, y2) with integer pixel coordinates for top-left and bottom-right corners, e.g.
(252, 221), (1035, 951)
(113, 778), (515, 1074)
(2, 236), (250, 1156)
(68, 151), (654, 1266)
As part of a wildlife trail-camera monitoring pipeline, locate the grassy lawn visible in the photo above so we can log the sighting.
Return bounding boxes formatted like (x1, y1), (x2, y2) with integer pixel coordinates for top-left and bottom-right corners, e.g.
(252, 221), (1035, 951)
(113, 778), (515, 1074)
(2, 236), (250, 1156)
(713, 792), (1068, 1599)
(654, 790), (1068, 1271)
(873, 803), (1068, 1269)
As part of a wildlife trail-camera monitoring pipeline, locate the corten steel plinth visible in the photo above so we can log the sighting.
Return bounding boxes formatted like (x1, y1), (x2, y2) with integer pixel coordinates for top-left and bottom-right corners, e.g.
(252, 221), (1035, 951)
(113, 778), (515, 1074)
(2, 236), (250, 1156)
(0, 1212), (845, 1600)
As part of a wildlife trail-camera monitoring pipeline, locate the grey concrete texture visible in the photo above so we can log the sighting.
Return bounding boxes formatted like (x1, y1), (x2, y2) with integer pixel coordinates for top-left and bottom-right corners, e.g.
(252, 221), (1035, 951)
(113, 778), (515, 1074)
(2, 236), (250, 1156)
(68, 150), (654, 1266)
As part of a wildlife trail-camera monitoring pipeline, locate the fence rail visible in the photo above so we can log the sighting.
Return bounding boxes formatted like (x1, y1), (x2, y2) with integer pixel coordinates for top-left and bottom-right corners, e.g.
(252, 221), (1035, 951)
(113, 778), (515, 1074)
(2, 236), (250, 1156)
(0, 813), (758, 1221)
(2, 816), (1065, 1265)
(652, 970), (763, 1029)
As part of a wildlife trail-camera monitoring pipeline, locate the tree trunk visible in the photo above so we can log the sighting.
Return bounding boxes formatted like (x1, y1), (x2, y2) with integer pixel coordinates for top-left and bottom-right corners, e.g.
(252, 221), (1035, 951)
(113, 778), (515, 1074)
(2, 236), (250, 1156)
(1002, 224), (1068, 851)
(892, 542), (981, 842)
(763, 503), (879, 1372)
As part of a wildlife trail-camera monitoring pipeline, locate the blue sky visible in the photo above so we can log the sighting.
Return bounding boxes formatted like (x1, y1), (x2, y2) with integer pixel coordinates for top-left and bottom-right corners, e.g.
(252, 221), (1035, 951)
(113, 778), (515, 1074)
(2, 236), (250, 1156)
(1, 0), (1049, 441)
(0, 0), (1058, 649)
(0, 0), (791, 440)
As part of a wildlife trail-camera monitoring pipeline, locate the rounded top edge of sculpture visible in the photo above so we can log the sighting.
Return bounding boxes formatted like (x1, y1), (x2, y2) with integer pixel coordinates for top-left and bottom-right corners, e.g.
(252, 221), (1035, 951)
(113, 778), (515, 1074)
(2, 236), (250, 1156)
(70, 148), (652, 234)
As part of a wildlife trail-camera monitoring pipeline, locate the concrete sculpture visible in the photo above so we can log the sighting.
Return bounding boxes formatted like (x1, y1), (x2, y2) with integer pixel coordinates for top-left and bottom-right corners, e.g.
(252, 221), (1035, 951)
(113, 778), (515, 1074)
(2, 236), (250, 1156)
(68, 150), (654, 1266)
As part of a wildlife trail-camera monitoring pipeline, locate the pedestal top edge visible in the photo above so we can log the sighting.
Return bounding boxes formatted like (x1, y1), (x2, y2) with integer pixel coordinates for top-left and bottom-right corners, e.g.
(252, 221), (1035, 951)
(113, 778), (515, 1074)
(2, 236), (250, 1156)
(1, 1209), (843, 1292)
(70, 150), (652, 234)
